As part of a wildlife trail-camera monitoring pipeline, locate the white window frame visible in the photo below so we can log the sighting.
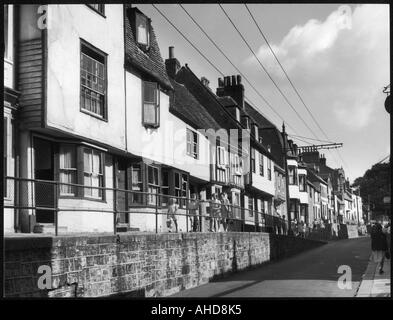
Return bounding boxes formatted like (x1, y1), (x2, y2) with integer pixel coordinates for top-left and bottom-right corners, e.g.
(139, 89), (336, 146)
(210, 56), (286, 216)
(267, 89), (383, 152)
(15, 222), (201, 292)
(3, 112), (12, 200)
(83, 147), (104, 199)
(217, 146), (227, 168)
(142, 81), (160, 128)
(186, 128), (199, 159)
(59, 144), (78, 196)
(135, 11), (150, 48)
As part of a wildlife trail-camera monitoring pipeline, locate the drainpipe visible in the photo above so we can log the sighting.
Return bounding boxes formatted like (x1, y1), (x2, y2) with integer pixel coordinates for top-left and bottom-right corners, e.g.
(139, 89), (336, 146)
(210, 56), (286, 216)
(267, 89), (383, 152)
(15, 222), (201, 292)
(282, 123), (292, 235)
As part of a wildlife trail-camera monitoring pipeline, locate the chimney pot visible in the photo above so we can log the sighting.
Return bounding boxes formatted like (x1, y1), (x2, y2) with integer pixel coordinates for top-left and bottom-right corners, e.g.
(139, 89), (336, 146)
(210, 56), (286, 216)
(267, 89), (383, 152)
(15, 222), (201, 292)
(237, 75), (242, 85)
(169, 46), (174, 59)
(231, 75), (236, 86)
(218, 78), (224, 87)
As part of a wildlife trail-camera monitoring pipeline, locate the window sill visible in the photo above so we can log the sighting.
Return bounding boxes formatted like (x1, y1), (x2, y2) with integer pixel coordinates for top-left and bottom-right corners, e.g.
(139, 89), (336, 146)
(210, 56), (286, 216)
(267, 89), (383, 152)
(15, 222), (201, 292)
(59, 195), (106, 203)
(143, 123), (160, 129)
(86, 5), (106, 18)
(80, 108), (108, 122)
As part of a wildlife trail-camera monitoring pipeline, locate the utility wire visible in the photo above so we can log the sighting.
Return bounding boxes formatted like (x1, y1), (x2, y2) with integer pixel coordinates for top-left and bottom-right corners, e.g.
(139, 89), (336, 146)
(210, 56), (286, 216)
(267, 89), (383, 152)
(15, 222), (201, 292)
(219, 4), (319, 140)
(288, 134), (336, 144)
(243, 3), (349, 171)
(178, 4), (298, 135)
(152, 4), (295, 137)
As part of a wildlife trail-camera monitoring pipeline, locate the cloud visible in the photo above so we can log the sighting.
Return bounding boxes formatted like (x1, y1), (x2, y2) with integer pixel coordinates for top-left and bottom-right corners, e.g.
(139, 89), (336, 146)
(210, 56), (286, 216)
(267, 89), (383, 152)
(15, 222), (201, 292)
(244, 4), (390, 130)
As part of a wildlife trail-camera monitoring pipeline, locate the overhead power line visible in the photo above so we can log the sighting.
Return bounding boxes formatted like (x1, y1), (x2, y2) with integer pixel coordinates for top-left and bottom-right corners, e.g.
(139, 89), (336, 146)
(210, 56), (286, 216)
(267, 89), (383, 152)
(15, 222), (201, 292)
(152, 4), (299, 136)
(288, 134), (336, 144)
(219, 4), (319, 141)
(243, 3), (349, 171)
(178, 4), (299, 134)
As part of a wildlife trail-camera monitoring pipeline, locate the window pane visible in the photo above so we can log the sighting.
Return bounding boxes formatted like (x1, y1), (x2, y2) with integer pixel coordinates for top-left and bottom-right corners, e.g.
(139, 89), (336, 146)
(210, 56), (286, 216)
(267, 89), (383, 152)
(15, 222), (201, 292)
(4, 5), (8, 58)
(143, 103), (156, 124)
(84, 173), (92, 196)
(92, 151), (101, 174)
(144, 82), (156, 104)
(84, 149), (91, 172)
(136, 13), (148, 45)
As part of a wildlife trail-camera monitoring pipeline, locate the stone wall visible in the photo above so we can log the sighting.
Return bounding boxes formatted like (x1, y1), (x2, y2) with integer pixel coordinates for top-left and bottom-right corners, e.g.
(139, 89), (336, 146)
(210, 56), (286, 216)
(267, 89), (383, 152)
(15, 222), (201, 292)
(4, 232), (325, 298)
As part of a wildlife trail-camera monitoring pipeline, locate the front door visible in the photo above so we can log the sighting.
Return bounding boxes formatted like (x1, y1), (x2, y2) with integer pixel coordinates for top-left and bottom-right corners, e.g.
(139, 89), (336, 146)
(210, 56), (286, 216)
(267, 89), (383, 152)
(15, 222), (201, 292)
(34, 137), (55, 224)
(115, 158), (129, 225)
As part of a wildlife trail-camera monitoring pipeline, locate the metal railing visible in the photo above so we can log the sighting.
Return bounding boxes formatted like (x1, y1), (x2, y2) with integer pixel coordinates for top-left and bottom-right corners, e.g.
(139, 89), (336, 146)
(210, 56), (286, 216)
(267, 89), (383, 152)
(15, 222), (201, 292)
(3, 176), (289, 236)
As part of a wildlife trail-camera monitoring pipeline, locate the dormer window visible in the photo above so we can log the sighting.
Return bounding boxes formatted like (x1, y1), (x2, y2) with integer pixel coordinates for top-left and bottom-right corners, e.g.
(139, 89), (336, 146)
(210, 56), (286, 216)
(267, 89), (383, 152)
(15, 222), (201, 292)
(135, 11), (150, 49)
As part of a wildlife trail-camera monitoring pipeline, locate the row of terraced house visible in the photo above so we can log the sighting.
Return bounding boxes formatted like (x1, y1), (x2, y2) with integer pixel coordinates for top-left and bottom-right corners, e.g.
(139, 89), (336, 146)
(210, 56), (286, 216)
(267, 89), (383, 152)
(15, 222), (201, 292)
(3, 4), (364, 235)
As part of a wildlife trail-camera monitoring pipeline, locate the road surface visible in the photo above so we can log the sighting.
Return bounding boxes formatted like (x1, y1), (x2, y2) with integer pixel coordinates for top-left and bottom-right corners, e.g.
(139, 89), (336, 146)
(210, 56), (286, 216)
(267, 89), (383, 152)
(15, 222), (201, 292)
(171, 237), (371, 297)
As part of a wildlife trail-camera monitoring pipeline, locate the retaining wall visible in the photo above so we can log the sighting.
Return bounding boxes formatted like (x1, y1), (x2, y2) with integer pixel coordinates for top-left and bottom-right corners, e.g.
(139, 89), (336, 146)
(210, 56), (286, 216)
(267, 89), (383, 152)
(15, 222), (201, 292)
(4, 232), (325, 297)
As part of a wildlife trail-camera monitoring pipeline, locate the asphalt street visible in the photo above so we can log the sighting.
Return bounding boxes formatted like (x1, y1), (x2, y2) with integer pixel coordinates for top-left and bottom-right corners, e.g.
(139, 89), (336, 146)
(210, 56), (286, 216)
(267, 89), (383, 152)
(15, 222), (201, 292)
(171, 237), (371, 297)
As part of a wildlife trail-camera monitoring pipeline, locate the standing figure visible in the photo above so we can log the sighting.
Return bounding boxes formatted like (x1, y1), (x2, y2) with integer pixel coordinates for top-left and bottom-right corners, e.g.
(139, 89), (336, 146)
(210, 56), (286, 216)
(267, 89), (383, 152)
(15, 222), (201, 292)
(282, 215), (287, 235)
(371, 223), (389, 274)
(188, 193), (200, 232)
(220, 192), (231, 232)
(210, 194), (221, 232)
(167, 198), (179, 233)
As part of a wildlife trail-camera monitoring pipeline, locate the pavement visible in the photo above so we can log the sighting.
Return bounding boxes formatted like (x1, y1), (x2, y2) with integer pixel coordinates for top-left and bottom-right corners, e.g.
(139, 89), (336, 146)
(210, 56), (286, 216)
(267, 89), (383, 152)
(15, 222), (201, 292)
(170, 237), (374, 298)
(356, 253), (391, 297)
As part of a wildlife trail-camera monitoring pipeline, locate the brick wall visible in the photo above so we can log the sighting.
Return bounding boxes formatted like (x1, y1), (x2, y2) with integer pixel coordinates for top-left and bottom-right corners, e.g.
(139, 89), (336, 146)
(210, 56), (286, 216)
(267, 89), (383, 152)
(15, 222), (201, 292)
(4, 232), (325, 298)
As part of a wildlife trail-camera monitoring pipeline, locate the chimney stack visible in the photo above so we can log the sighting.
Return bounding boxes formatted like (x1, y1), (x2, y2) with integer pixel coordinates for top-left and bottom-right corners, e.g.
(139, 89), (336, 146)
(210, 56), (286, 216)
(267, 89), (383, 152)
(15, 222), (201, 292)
(216, 74), (245, 109)
(169, 46), (175, 59)
(165, 46), (181, 79)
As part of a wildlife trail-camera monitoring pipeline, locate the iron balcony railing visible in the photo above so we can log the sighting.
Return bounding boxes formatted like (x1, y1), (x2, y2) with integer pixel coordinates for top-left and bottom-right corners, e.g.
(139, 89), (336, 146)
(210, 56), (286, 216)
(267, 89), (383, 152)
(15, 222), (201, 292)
(4, 176), (289, 236)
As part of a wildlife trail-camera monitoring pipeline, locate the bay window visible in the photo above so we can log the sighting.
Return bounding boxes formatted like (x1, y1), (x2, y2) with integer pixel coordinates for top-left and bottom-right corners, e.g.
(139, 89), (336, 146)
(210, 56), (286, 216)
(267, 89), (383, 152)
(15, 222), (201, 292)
(59, 145), (77, 195)
(147, 165), (160, 205)
(129, 164), (143, 204)
(267, 158), (272, 180)
(259, 152), (264, 176)
(288, 166), (298, 185)
(248, 197), (254, 217)
(83, 148), (104, 199)
(251, 148), (256, 173)
(299, 174), (306, 191)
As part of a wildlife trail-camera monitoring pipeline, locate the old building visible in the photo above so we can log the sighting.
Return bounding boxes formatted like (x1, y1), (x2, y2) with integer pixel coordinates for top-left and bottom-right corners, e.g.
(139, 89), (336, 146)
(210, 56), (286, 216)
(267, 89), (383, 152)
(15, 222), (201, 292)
(3, 4), (19, 233)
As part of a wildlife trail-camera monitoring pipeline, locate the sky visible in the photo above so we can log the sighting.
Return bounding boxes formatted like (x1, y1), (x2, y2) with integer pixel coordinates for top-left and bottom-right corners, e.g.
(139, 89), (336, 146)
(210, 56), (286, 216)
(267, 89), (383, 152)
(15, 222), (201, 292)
(138, 3), (390, 182)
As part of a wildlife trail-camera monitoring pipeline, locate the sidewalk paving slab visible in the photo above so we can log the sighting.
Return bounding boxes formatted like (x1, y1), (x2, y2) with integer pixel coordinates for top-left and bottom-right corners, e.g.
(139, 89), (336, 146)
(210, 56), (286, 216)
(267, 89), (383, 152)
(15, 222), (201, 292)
(356, 256), (390, 297)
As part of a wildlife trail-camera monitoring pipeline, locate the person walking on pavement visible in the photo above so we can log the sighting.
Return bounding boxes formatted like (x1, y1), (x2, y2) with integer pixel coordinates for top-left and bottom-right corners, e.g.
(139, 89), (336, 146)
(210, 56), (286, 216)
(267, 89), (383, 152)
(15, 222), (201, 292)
(371, 223), (389, 274)
(167, 198), (179, 233)
(188, 193), (199, 232)
(220, 192), (231, 232)
(209, 194), (221, 232)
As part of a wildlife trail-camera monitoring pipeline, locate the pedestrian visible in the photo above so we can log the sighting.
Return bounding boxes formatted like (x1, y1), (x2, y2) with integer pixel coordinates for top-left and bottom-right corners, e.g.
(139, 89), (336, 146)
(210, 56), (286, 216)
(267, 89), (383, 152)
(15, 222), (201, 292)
(209, 194), (221, 232)
(220, 192), (231, 232)
(382, 222), (391, 258)
(282, 215), (287, 235)
(371, 223), (389, 274)
(188, 193), (199, 232)
(167, 198), (179, 233)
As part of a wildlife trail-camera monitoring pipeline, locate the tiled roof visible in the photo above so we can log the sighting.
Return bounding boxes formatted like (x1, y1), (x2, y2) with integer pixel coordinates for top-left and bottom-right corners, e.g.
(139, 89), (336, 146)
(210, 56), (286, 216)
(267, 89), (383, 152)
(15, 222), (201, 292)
(244, 101), (277, 129)
(124, 5), (173, 90)
(217, 96), (237, 107)
(169, 79), (221, 130)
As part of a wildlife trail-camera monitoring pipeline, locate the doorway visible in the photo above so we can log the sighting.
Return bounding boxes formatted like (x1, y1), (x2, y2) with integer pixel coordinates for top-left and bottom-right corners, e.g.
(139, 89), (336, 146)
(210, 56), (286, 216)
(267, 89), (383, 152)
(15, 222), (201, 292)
(115, 158), (129, 225)
(34, 137), (55, 224)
